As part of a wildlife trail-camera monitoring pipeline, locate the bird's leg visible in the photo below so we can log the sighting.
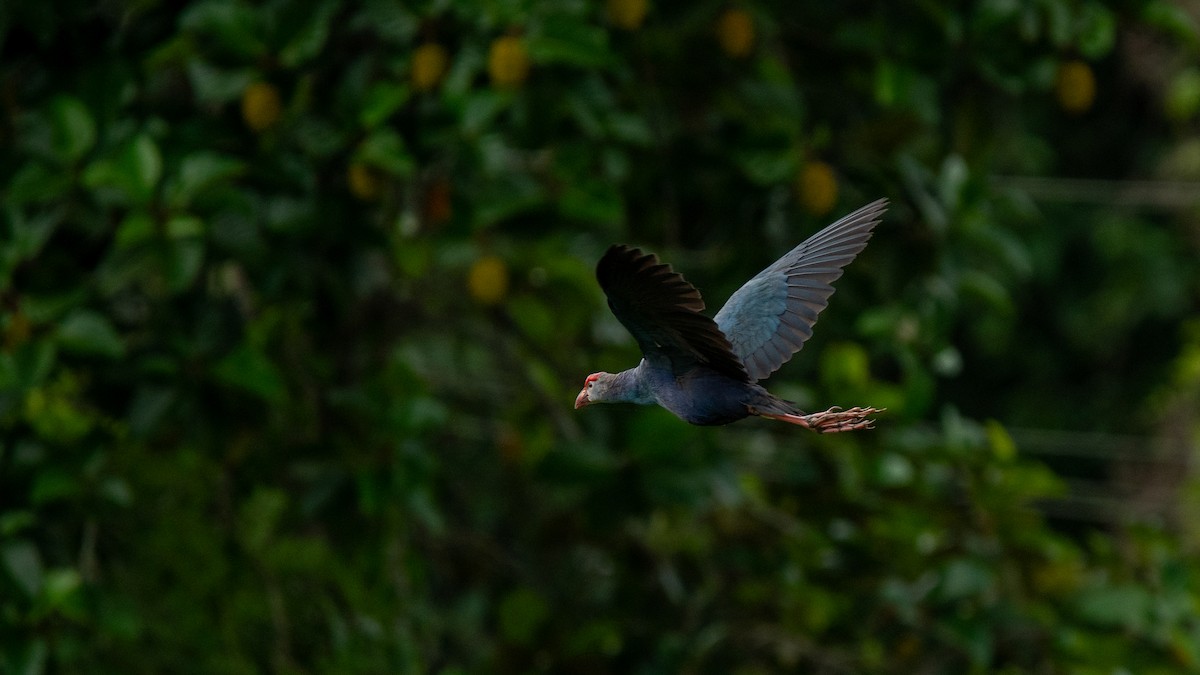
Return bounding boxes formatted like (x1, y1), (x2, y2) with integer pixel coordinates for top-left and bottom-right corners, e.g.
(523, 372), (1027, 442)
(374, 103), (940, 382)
(755, 406), (885, 432)
(801, 406), (884, 433)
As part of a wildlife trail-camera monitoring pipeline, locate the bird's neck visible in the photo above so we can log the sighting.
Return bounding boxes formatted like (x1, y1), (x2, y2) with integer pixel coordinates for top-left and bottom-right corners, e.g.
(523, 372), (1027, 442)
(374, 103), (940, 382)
(611, 367), (655, 405)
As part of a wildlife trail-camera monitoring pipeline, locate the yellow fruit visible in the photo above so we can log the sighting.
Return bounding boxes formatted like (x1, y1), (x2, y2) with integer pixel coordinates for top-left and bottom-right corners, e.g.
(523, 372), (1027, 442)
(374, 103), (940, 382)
(489, 35), (530, 89)
(241, 82), (282, 132)
(412, 43), (449, 92)
(716, 8), (755, 58)
(1055, 60), (1095, 114)
(796, 161), (838, 216)
(468, 255), (509, 305)
(347, 163), (382, 201)
(607, 0), (648, 30)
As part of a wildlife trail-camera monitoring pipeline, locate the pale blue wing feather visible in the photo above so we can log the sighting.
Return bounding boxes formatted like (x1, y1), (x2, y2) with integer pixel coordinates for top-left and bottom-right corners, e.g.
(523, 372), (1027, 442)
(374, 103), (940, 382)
(714, 198), (888, 382)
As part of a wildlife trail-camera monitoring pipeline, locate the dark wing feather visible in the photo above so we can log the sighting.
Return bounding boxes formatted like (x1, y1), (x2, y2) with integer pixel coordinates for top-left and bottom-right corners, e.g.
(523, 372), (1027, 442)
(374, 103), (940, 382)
(713, 198), (888, 382)
(597, 245), (749, 382)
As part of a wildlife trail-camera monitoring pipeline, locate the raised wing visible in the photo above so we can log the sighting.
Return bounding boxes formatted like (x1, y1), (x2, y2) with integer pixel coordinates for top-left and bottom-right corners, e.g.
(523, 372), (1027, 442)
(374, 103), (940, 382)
(596, 244), (749, 382)
(713, 198), (888, 382)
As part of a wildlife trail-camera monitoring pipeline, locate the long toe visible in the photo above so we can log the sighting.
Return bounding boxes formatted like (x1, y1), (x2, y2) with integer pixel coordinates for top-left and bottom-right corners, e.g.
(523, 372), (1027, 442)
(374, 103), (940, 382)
(805, 406), (885, 434)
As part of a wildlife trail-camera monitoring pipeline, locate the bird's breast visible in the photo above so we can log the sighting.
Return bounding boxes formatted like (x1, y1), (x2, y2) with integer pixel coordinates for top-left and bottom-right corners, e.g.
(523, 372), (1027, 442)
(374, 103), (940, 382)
(643, 366), (753, 426)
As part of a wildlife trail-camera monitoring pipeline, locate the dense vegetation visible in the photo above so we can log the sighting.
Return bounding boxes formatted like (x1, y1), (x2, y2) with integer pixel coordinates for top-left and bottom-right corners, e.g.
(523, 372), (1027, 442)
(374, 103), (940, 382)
(3, 1), (1200, 672)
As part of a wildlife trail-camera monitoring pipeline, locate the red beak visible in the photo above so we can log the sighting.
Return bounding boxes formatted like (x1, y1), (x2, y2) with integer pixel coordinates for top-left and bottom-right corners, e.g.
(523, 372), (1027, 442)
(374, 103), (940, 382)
(574, 388), (589, 409)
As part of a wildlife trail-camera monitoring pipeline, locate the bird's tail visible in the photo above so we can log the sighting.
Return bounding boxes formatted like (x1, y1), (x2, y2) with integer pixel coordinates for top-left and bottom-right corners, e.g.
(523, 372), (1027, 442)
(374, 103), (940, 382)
(746, 391), (803, 417)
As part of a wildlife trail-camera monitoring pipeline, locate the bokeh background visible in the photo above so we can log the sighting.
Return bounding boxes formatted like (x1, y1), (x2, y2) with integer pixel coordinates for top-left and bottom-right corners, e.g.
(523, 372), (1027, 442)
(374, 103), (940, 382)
(3, 1), (1200, 672)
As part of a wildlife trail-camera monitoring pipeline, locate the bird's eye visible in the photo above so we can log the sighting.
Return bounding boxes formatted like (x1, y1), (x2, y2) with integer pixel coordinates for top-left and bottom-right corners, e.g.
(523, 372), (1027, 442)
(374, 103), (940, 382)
(587, 381), (594, 389)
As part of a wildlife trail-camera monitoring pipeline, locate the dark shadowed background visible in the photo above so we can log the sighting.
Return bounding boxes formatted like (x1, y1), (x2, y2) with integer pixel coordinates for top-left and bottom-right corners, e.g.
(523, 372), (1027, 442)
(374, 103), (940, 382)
(2, 1), (1200, 673)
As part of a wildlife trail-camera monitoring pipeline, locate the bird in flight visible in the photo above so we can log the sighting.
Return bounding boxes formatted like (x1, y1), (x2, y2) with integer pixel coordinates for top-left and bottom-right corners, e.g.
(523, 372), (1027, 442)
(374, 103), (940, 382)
(575, 199), (887, 433)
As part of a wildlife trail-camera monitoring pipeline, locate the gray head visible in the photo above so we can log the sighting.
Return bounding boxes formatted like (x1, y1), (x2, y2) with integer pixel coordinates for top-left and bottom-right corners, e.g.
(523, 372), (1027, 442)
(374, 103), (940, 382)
(574, 371), (618, 409)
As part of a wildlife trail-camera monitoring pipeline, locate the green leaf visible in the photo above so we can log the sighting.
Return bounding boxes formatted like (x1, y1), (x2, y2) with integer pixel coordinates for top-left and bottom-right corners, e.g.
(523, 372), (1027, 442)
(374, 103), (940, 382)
(7, 341), (57, 391)
(942, 616), (993, 666)
(508, 295), (555, 342)
(821, 342), (870, 389)
(1142, 0), (1200, 48)
(96, 247), (159, 297)
(166, 214), (205, 239)
(7, 162), (72, 205)
(186, 60), (255, 105)
(498, 587), (549, 645)
(1044, 0), (1071, 46)
(8, 639), (47, 675)
(986, 419), (1017, 461)
(350, 1), (418, 44)
(407, 488), (445, 534)
(474, 178), (546, 228)
(127, 385), (177, 437)
(565, 620), (624, 656)
(528, 16), (613, 68)
(558, 179), (622, 225)
(278, 0), (337, 67)
(214, 345), (287, 402)
(1076, 584), (1151, 630)
(166, 152), (245, 208)
(736, 148), (796, 185)
(938, 154), (969, 209)
(875, 453), (914, 487)
(566, 91), (604, 136)
(166, 238), (206, 291)
(83, 134), (163, 205)
(115, 211), (156, 250)
(959, 270), (1013, 313)
(100, 477), (134, 507)
(124, 134), (163, 203)
(39, 568), (83, 618)
(360, 82), (411, 128)
(146, 33), (196, 70)
(2, 540), (43, 598)
(441, 43), (484, 99)
(874, 61), (901, 107)
(0, 511), (36, 537)
(239, 487), (288, 553)
(48, 95), (96, 163)
(31, 469), (81, 504)
(607, 111), (652, 146)
(737, 77), (805, 130)
(22, 292), (85, 324)
(1076, 3), (1116, 58)
(180, 0), (266, 60)
(459, 90), (509, 136)
(263, 197), (313, 232)
(55, 309), (125, 358)
(356, 129), (415, 176)
(1166, 69), (1200, 122)
(292, 117), (349, 158)
(6, 206), (62, 260)
(936, 558), (995, 601)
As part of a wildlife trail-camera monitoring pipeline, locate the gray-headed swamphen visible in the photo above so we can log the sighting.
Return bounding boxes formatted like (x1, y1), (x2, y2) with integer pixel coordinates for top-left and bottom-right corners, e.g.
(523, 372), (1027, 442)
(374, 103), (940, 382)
(575, 198), (887, 433)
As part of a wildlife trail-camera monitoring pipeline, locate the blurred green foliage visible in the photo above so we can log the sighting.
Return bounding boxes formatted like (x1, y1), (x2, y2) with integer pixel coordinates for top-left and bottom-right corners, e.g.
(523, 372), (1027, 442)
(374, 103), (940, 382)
(2, 0), (1200, 673)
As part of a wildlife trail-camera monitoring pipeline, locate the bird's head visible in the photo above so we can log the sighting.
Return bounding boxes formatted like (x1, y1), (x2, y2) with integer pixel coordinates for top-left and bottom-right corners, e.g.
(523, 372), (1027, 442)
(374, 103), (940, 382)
(575, 372), (614, 409)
